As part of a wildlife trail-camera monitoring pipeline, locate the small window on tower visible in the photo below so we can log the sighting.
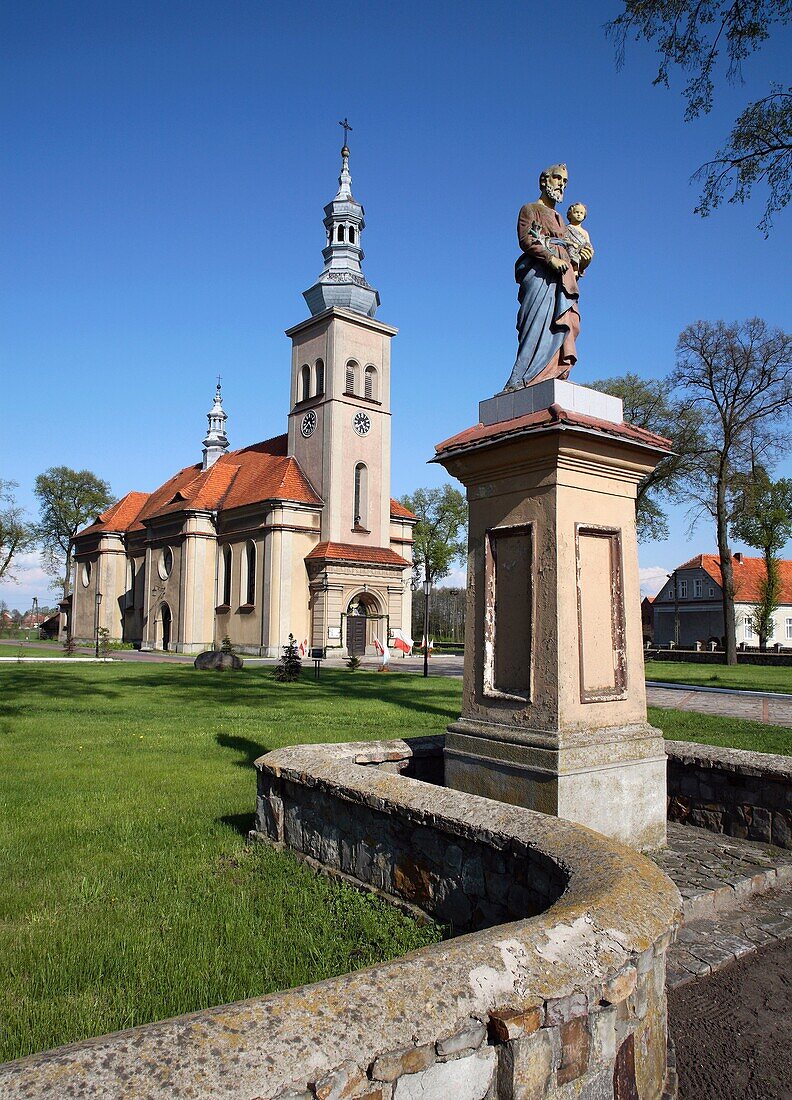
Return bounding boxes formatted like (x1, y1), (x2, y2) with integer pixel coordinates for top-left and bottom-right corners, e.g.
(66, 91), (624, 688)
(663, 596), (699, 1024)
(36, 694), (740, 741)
(315, 359), (324, 395)
(364, 365), (377, 400)
(346, 360), (359, 395)
(337, 225), (345, 242)
(300, 364), (311, 403)
(349, 226), (355, 244)
(353, 463), (368, 529)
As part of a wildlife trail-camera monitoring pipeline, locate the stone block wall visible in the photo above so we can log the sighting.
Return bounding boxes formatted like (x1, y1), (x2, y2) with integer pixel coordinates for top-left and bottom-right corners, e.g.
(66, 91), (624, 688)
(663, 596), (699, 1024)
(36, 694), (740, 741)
(666, 741), (792, 848)
(0, 737), (681, 1099)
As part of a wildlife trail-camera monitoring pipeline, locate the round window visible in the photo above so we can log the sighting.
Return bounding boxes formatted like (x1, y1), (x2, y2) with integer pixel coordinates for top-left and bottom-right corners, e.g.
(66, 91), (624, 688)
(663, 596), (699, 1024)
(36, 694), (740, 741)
(158, 546), (174, 580)
(81, 561), (92, 588)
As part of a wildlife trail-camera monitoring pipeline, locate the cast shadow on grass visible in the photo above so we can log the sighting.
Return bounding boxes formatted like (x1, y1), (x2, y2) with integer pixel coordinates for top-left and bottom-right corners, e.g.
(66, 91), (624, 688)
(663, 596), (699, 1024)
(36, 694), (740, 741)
(219, 811), (256, 836)
(215, 732), (271, 767)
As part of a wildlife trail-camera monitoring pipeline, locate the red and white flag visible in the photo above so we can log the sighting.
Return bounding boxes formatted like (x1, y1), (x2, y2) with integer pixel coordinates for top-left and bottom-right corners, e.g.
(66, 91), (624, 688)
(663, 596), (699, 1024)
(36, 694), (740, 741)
(374, 637), (390, 666)
(391, 628), (413, 656)
(298, 636), (309, 657)
(428, 638), (434, 655)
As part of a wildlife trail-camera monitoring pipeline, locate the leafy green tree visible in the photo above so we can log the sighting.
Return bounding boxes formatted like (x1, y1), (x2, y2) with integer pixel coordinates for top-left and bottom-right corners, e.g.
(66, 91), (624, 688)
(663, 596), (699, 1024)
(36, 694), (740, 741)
(672, 317), (792, 664)
(0, 481), (34, 581)
(399, 485), (467, 587)
(608, 1), (791, 233)
(590, 373), (704, 541)
(731, 470), (792, 648)
(33, 467), (114, 597)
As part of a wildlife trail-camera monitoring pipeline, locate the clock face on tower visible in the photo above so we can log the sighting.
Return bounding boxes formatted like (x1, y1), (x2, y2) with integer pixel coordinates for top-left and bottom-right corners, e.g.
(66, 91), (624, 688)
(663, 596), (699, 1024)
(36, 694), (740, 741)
(352, 411), (371, 436)
(300, 410), (317, 437)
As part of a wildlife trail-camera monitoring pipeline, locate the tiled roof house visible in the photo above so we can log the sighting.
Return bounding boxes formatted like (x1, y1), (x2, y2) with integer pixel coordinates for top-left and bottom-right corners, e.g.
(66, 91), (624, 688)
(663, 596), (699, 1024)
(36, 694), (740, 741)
(653, 553), (792, 649)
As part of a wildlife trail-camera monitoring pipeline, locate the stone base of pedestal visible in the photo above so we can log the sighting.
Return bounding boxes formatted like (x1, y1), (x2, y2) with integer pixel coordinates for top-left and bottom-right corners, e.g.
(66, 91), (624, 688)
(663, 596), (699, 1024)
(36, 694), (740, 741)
(445, 720), (667, 851)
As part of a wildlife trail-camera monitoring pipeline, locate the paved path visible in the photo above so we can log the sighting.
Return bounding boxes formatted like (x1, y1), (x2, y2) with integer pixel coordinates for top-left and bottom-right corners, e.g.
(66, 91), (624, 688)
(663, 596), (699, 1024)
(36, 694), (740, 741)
(651, 823), (792, 988)
(647, 682), (792, 727)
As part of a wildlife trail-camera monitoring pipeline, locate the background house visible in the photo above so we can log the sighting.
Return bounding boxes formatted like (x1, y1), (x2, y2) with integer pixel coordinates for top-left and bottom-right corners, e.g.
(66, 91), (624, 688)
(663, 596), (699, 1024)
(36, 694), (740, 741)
(653, 553), (792, 649)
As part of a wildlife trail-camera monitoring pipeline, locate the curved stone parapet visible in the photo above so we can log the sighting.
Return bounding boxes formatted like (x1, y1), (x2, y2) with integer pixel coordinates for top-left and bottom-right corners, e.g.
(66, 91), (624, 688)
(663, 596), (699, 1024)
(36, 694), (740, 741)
(0, 737), (681, 1099)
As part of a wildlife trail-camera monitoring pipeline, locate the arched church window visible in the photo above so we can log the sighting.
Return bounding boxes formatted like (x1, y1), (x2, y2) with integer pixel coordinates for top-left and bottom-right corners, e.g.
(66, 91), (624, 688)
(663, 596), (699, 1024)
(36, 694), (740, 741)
(337, 225), (345, 242)
(222, 545), (232, 606)
(353, 463), (368, 529)
(314, 359), (324, 396)
(346, 360), (359, 395)
(245, 541), (256, 606)
(81, 561), (92, 588)
(300, 364), (311, 403)
(364, 365), (377, 401)
(348, 226), (355, 244)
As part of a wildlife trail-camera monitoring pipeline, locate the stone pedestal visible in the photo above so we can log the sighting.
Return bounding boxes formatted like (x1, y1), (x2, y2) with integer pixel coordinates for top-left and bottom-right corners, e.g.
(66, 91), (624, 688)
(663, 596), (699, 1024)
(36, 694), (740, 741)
(434, 382), (672, 850)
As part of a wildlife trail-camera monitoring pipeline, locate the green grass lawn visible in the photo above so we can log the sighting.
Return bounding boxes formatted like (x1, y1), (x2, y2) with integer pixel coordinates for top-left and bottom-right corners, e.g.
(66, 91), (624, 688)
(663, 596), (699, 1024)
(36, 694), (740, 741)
(645, 659), (792, 695)
(0, 664), (455, 1063)
(648, 707), (791, 755)
(1, 662), (789, 1065)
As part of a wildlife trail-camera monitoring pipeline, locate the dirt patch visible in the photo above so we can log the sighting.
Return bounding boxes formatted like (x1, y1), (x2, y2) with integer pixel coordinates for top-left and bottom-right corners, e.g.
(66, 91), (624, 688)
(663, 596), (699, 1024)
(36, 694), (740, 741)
(669, 937), (792, 1099)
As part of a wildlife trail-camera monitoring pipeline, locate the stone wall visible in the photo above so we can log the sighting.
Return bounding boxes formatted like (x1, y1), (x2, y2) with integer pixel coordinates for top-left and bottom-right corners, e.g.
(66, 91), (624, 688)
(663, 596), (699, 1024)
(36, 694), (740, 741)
(0, 737), (680, 1099)
(667, 740), (792, 849)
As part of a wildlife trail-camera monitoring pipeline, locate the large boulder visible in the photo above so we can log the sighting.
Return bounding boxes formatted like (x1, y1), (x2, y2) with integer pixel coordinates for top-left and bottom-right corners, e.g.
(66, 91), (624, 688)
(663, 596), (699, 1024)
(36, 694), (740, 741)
(194, 650), (243, 671)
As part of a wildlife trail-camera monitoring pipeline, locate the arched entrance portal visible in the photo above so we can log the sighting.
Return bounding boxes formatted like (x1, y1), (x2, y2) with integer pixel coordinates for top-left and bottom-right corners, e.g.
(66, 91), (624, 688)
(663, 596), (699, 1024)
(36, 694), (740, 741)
(160, 603), (172, 652)
(345, 593), (381, 657)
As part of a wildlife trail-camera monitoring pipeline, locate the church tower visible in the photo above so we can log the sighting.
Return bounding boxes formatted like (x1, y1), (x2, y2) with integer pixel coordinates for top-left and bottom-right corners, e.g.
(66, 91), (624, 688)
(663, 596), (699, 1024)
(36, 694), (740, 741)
(286, 141), (397, 548)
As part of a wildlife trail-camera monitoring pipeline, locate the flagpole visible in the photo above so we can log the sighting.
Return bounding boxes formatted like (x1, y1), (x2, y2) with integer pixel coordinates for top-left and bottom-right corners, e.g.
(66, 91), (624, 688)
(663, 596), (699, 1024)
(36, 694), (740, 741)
(422, 578), (431, 678)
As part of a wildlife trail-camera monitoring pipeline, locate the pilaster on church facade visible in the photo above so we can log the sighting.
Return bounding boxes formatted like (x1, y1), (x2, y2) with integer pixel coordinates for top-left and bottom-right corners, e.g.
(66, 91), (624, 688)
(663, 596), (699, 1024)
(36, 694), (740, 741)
(68, 143), (414, 657)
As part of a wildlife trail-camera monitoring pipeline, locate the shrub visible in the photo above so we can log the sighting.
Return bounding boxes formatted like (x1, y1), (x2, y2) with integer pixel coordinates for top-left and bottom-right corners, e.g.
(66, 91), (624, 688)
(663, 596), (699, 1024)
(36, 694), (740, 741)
(346, 654), (362, 671)
(220, 635), (235, 655)
(98, 627), (111, 659)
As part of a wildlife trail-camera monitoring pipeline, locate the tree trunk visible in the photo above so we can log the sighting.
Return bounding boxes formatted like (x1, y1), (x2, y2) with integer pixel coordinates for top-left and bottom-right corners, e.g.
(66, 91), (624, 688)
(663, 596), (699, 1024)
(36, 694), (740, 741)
(62, 547), (72, 599)
(716, 469), (737, 665)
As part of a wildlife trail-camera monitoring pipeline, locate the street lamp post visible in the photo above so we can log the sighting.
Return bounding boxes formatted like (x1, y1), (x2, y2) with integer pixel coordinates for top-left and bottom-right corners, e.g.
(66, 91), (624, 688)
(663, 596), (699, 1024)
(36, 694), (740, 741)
(422, 577), (431, 678)
(94, 591), (103, 658)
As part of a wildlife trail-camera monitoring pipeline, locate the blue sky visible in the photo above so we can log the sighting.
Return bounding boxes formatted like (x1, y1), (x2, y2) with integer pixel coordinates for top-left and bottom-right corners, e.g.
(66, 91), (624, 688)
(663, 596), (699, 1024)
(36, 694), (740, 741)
(2, 0), (790, 609)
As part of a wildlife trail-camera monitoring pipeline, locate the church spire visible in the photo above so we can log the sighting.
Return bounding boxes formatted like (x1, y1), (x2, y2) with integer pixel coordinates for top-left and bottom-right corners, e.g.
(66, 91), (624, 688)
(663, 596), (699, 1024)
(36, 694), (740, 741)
(303, 133), (380, 319)
(202, 379), (229, 470)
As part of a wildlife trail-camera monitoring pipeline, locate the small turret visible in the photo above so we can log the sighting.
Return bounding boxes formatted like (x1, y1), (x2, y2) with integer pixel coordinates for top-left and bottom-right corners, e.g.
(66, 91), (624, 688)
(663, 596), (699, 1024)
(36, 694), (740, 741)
(202, 380), (229, 470)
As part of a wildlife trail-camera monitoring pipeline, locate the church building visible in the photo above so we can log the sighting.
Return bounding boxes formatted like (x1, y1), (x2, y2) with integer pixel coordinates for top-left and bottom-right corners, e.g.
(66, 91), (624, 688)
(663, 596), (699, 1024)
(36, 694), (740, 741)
(69, 144), (416, 656)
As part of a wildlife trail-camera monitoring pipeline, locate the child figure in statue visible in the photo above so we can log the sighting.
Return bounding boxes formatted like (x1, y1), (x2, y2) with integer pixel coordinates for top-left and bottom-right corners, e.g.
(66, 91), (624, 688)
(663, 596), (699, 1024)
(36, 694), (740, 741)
(565, 203), (593, 273)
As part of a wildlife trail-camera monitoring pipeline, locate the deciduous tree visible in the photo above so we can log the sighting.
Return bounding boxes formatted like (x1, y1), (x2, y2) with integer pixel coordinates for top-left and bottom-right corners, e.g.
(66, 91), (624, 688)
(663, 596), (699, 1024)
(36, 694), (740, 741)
(672, 317), (792, 663)
(0, 481), (34, 582)
(33, 467), (114, 597)
(590, 373), (704, 541)
(731, 470), (792, 648)
(399, 485), (467, 586)
(608, 1), (791, 233)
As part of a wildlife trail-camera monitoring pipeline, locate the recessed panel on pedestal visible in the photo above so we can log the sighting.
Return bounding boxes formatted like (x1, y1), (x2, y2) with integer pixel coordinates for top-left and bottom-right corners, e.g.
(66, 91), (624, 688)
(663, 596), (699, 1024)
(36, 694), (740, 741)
(484, 524), (532, 700)
(575, 525), (627, 703)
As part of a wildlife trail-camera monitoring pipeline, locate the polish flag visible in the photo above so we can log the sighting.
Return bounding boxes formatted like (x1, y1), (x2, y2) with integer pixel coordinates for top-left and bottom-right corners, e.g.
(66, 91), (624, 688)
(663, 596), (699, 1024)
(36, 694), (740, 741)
(298, 637), (309, 657)
(428, 638), (434, 655)
(374, 637), (390, 666)
(391, 628), (413, 656)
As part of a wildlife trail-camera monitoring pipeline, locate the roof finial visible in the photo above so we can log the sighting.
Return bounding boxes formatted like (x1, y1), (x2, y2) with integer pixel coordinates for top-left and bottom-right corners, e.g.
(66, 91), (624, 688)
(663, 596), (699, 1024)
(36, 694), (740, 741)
(338, 117), (352, 153)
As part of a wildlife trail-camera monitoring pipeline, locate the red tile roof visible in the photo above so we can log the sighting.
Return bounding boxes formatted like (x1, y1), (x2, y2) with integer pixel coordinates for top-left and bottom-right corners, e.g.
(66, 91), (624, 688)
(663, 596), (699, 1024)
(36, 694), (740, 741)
(675, 553), (792, 605)
(74, 435), (324, 541)
(77, 491), (150, 536)
(390, 498), (417, 521)
(434, 406), (673, 457)
(305, 542), (411, 568)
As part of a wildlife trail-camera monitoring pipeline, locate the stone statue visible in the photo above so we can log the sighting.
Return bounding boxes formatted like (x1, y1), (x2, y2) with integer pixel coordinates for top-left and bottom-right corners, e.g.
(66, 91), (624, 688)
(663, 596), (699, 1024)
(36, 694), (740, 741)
(505, 164), (593, 390)
(564, 202), (594, 273)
